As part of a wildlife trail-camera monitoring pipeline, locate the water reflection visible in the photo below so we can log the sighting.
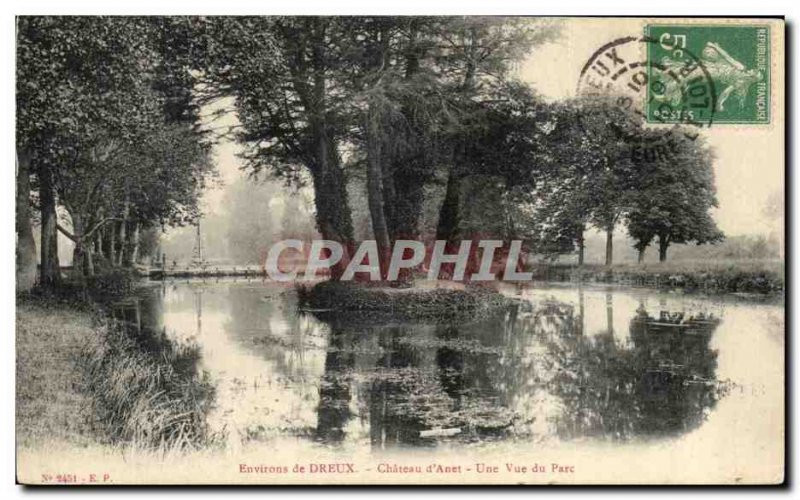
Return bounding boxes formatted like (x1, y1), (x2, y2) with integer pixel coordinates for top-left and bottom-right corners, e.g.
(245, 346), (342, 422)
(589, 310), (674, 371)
(316, 325), (355, 444)
(108, 291), (215, 448)
(307, 290), (727, 448)
(543, 304), (723, 439)
(135, 281), (747, 451)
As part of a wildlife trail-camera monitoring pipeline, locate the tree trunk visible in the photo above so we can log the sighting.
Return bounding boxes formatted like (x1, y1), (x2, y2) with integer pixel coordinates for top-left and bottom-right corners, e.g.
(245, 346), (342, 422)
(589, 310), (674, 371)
(577, 229), (585, 266)
(310, 158), (354, 243)
(69, 213), (94, 278)
(16, 151), (37, 292)
(289, 19), (354, 279)
(38, 164), (60, 287)
(382, 163), (396, 238)
(95, 231), (104, 259)
(117, 222), (126, 266)
(366, 101), (391, 276)
(388, 162), (426, 241)
(105, 224), (116, 267)
(432, 39), (476, 247)
(637, 248), (646, 263)
(85, 248), (94, 276)
(70, 215), (82, 273)
(658, 235), (669, 262)
(129, 222), (140, 265)
(436, 168), (461, 243)
(71, 243), (94, 278)
(605, 228), (613, 266)
(308, 134), (353, 280)
(118, 200), (129, 266)
(502, 188), (517, 241)
(385, 26), (427, 242)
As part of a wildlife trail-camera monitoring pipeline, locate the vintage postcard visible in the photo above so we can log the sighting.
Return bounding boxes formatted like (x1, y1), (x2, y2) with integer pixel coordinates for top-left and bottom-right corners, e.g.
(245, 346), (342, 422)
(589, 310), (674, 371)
(15, 16), (785, 485)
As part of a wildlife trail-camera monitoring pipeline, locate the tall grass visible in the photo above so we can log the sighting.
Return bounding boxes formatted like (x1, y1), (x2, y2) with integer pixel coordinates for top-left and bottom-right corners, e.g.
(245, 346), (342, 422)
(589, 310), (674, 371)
(80, 319), (219, 452)
(19, 270), (220, 455)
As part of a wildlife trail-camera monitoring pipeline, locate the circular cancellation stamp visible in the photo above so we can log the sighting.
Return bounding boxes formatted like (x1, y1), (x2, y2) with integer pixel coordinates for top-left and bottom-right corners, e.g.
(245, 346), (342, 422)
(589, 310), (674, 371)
(576, 35), (718, 151)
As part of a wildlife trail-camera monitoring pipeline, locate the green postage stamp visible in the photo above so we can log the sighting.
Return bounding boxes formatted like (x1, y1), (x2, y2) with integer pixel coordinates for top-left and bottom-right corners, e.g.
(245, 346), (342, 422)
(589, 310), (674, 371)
(645, 24), (771, 124)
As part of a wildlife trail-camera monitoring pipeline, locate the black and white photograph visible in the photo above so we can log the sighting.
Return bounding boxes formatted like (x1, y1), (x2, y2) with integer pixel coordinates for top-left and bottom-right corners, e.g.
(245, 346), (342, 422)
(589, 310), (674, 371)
(12, 12), (785, 486)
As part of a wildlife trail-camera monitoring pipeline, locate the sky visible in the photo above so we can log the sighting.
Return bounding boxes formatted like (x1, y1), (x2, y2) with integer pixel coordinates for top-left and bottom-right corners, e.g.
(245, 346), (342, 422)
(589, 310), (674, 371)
(200, 17), (784, 238)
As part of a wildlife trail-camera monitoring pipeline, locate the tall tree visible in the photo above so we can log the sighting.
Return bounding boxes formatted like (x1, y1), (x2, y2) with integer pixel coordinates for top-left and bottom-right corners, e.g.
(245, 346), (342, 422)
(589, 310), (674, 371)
(16, 16), (159, 284)
(198, 17), (355, 277)
(582, 103), (638, 267)
(625, 130), (724, 262)
(433, 17), (559, 244)
(535, 98), (640, 265)
(347, 17), (396, 269)
(380, 18), (450, 243)
(17, 17), (214, 280)
(344, 17), (456, 276)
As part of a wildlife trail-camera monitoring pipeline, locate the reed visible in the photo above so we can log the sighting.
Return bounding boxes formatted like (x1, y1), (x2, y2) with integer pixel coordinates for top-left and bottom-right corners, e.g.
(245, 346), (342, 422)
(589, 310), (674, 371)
(79, 319), (219, 452)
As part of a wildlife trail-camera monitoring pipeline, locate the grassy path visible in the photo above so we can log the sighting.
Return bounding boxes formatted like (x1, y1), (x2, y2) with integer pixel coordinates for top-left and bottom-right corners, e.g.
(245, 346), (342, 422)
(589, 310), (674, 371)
(16, 299), (98, 449)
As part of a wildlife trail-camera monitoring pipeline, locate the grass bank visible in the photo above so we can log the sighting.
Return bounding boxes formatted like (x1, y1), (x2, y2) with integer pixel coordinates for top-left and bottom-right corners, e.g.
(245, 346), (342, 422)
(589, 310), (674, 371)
(81, 319), (217, 450)
(530, 260), (784, 295)
(16, 297), (98, 449)
(17, 289), (217, 453)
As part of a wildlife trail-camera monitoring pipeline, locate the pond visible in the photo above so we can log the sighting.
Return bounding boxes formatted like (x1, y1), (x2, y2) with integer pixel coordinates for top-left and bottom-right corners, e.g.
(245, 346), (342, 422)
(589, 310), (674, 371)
(117, 279), (784, 458)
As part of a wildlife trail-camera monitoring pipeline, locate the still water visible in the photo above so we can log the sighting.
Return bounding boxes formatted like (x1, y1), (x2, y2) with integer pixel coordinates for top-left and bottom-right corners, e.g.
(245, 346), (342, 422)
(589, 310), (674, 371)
(122, 279), (784, 453)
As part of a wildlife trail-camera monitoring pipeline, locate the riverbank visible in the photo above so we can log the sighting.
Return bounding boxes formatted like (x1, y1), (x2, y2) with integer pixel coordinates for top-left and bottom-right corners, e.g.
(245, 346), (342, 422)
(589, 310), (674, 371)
(530, 260), (784, 295)
(16, 290), (217, 454)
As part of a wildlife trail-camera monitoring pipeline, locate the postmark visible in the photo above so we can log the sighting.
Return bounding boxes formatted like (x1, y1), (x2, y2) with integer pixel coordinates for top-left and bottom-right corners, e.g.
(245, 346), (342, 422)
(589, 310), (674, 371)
(576, 36), (717, 147)
(645, 24), (770, 124)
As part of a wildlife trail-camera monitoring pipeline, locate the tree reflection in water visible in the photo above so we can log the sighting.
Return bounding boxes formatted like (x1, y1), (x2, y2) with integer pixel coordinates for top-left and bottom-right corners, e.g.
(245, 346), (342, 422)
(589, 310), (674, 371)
(132, 283), (732, 449)
(312, 294), (727, 448)
(315, 325), (355, 443)
(543, 304), (723, 439)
